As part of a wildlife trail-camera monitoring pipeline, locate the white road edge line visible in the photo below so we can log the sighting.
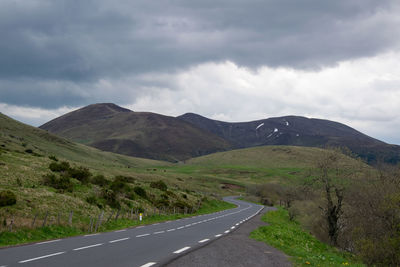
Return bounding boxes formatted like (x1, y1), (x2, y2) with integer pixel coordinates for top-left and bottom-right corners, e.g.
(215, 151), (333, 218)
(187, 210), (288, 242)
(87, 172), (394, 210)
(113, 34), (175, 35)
(173, 246), (191, 254)
(109, 237), (130, 243)
(136, 233), (150, 238)
(73, 243), (103, 251)
(198, 239), (209, 243)
(36, 239), (61, 245)
(18, 251), (65, 263)
(140, 262), (157, 267)
(114, 229), (126, 233)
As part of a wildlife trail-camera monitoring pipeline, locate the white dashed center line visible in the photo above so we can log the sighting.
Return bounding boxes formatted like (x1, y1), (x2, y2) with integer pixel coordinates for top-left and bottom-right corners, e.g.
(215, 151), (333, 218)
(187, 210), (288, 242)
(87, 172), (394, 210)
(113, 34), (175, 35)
(136, 233), (150, 238)
(215, 234), (222, 237)
(153, 231), (165, 234)
(109, 237), (130, 243)
(167, 229), (176, 232)
(140, 262), (157, 267)
(18, 252), (66, 263)
(73, 243), (103, 251)
(198, 239), (209, 243)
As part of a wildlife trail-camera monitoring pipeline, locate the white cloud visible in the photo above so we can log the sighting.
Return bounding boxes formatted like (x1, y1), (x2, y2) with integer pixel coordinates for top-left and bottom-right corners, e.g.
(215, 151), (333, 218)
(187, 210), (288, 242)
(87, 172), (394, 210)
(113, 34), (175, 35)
(0, 103), (77, 127)
(129, 52), (400, 144)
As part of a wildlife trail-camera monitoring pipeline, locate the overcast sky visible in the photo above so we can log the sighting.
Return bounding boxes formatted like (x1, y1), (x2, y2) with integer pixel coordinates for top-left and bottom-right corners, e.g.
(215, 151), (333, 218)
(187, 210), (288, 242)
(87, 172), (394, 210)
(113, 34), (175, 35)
(1, 0), (400, 144)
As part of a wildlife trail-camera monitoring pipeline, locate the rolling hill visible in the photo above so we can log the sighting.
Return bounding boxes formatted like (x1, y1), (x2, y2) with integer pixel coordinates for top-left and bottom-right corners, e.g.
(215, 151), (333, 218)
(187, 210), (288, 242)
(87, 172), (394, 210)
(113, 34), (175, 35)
(178, 113), (400, 164)
(40, 103), (231, 162)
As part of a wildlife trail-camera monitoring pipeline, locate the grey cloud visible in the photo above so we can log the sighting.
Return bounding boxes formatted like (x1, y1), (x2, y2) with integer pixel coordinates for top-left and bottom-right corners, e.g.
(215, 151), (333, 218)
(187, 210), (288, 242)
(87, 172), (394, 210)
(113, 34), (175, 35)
(0, 0), (400, 108)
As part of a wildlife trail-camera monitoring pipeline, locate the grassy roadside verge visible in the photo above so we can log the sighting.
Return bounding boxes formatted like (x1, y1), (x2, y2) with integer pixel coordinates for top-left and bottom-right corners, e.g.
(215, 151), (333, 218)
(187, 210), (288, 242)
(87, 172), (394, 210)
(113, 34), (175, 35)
(250, 208), (364, 266)
(0, 199), (236, 248)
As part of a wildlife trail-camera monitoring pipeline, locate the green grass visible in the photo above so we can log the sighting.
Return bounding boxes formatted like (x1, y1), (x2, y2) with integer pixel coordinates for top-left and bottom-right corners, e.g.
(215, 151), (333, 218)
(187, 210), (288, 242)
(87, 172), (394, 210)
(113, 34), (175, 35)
(250, 208), (364, 267)
(0, 199), (235, 247)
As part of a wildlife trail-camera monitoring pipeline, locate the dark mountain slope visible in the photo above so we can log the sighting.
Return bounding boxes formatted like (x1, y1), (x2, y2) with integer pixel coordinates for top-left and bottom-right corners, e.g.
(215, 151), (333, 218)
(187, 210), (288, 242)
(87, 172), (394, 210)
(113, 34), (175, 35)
(40, 104), (230, 161)
(178, 113), (400, 164)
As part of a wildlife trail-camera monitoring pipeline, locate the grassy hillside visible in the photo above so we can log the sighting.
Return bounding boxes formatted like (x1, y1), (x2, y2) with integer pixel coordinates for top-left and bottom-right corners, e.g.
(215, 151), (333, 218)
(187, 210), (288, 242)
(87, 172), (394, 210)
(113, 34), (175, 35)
(0, 113), (222, 237)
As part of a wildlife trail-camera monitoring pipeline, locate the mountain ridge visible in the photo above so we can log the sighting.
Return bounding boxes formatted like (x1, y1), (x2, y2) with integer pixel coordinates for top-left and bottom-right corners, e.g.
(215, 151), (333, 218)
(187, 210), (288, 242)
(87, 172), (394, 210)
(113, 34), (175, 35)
(177, 112), (399, 164)
(39, 103), (400, 164)
(40, 104), (231, 162)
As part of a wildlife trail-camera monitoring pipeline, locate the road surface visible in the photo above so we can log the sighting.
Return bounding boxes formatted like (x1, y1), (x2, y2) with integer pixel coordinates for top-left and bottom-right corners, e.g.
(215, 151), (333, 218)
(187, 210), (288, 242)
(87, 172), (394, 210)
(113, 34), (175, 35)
(0, 197), (263, 267)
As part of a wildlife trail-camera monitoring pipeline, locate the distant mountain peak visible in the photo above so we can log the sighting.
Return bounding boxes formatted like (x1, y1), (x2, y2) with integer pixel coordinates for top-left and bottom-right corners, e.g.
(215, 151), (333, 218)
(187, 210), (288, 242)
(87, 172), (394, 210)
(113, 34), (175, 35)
(84, 103), (132, 113)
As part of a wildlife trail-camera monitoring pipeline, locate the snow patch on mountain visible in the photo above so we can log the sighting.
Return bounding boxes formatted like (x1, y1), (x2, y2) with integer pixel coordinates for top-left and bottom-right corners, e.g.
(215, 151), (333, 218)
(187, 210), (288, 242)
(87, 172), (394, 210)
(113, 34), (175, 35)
(256, 123), (264, 130)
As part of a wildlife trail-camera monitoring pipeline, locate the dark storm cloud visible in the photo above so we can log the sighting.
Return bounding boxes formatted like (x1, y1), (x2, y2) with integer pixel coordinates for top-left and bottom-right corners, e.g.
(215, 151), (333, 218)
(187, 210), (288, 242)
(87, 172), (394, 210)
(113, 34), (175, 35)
(0, 0), (399, 108)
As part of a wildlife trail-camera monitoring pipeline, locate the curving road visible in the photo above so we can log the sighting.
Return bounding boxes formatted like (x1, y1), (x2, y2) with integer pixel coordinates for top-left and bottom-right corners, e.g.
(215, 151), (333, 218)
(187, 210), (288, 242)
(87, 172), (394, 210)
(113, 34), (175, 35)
(0, 197), (263, 267)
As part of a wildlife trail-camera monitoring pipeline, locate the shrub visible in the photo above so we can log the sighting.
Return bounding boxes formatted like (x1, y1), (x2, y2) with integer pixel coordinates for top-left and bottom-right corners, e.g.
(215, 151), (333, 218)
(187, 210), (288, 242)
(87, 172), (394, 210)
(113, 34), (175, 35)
(25, 149), (33, 154)
(173, 200), (191, 209)
(91, 175), (109, 186)
(86, 195), (103, 209)
(68, 166), (92, 184)
(114, 175), (135, 184)
(49, 161), (70, 172)
(150, 180), (168, 191)
(101, 189), (120, 209)
(133, 186), (147, 199)
(154, 198), (169, 208)
(110, 180), (129, 194)
(43, 173), (73, 192)
(48, 155), (58, 161)
(0, 190), (17, 207)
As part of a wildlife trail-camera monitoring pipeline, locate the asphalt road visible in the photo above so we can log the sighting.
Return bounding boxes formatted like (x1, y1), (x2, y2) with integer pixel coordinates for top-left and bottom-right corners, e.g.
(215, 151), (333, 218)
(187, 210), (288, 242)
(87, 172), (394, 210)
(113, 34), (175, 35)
(0, 197), (263, 267)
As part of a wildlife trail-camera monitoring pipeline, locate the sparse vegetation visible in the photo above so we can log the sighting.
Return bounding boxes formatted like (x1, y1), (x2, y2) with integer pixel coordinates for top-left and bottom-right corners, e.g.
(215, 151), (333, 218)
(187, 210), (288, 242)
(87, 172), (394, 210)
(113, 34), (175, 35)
(251, 208), (364, 266)
(150, 180), (168, 191)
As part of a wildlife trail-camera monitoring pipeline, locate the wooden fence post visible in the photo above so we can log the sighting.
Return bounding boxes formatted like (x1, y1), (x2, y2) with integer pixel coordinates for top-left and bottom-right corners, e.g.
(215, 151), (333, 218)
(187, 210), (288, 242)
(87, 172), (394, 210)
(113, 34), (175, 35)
(94, 211), (104, 233)
(9, 217), (14, 231)
(107, 211), (114, 222)
(68, 211), (73, 226)
(42, 211), (48, 227)
(31, 213), (38, 228)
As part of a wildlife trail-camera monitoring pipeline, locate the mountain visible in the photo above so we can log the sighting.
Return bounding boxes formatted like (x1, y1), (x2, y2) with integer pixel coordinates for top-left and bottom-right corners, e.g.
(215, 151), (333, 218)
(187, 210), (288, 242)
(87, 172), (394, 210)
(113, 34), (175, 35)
(40, 103), (230, 162)
(178, 113), (400, 164)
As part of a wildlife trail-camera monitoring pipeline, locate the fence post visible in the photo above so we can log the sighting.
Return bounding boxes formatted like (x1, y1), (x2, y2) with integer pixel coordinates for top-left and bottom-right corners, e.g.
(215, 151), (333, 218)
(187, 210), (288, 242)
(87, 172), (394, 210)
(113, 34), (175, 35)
(68, 211), (73, 226)
(94, 211), (104, 233)
(31, 213), (38, 228)
(9, 217), (14, 231)
(42, 211), (48, 227)
(115, 209), (120, 220)
(107, 211), (115, 222)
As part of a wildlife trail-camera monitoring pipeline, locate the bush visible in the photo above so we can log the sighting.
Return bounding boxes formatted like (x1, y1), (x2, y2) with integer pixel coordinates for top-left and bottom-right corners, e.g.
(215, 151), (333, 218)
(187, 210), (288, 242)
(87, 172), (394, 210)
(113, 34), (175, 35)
(43, 173), (73, 192)
(150, 180), (168, 191)
(25, 149), (33, 154)
(154, 198), (169, 208)
(173, 200), (191, 209)
(86, 195), (103, 209)
(0, 190), (17, 207)
(134, 186), (147, 199)
(114, 175), (135, 184)
(49, 161), (70, 172)
(101, 189), (120, 209)
(91, 175), (109, 186)
(48, 155), (58, 161)
(68, 166), (92, 184)
(110, 180), (129, 194)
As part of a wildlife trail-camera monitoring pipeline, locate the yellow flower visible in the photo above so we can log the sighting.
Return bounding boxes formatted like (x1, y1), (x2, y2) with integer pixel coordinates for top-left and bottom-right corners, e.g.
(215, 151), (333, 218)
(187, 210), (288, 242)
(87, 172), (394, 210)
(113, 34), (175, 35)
(305, 261), (311, 265)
